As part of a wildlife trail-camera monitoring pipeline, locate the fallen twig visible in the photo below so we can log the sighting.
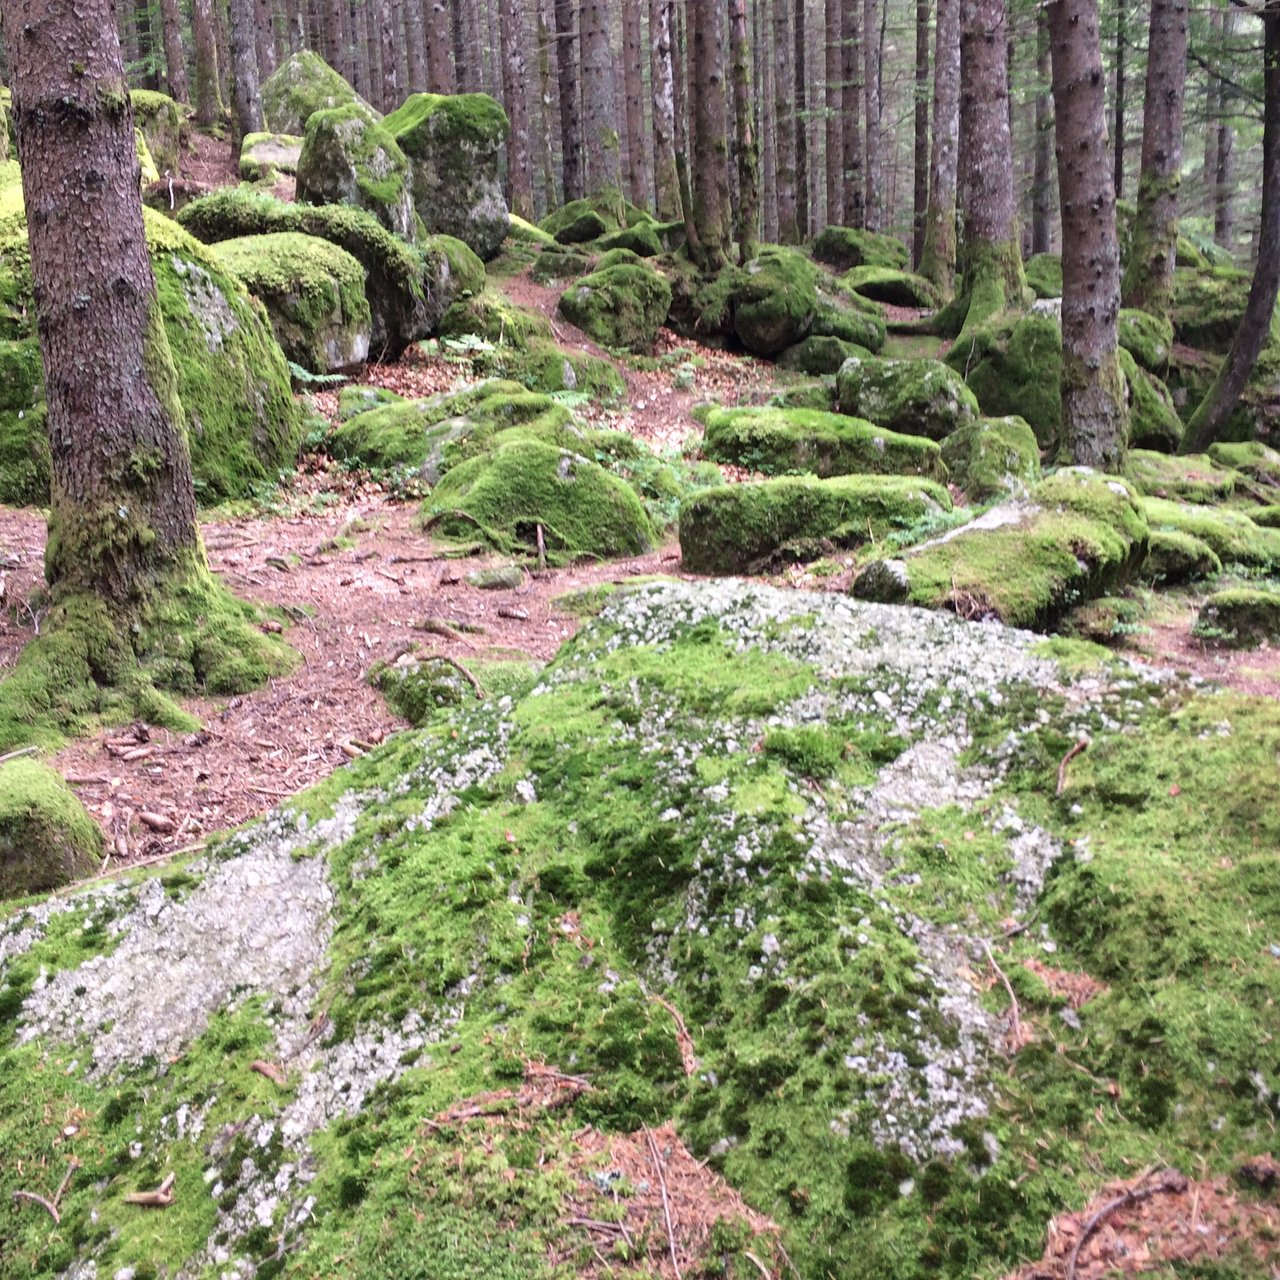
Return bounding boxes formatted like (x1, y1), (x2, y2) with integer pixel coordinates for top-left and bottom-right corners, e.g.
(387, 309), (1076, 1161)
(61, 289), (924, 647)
(0, 745), (39, 766)
(644, 1126), (682, 1280)
(53, 841), (208, 896)
(431, 653), (484, 700)
(1065, 1167), (1187, 1280)
(124, 1172), (176, 1208)
(250, 1059), (288, 1087)
(980, 938), (1024, 1050)
(416, 616), (478, 649)
(11, 1190), (60, 1224)
(536, 524), (547, 571)
(1056, 737), (1089, 797)
(645, 990), (698, 1076)
(743, 1250), (773, 1279)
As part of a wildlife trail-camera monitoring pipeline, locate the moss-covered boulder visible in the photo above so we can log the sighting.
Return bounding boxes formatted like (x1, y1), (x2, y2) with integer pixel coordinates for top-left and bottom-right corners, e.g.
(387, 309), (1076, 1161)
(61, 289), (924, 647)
(732, 247), (818, 356)
(481, 341), (627, 401)
(1142, 497), (1280, 570)
(508, 213), (556, 247)
(383, 93), (510, 260)
(939, 415), (1041, 502)
(539, 194), (626, 244)
(439, 289), (554, 349)
(810, 224), (909, 271)
(262, 49), (372, 135)
(1119, 349), (1184, 452)
(212, 232), (372, 373)
(1118, 308), (1173, 373)
(1124, 449), (1235, 503)
(945, 313), (1062, 448)
(239, 131), (304, 181)
(596, 222), (662, 257)
(0, 758), (104, 898)
(1207, 440), (1280, 490)
(836, 356), (979, 441)
(296, 103), (416, 240)
(840, 266), (940, 309)
(135, 128), (159, 186)
(530, 246), (593, 284)
(130, 89), (181, 175)
(812, 291), (887, 353)
(853, 469), (1150, 628)
(699, 405), (947, 481)
(369, 654), (478, 723)
(558, 262), (672, 353)
(680, 473), (952, 574)
(337, 383), (403, 420)
(1144, 529), (1222, 584)
(1171, 266), (1279, 354)
(1195, 588), (1280, 647)
(1024, 253), (1063, 300)
(421, 439), (656, 559)
(777, 334), (872, 374)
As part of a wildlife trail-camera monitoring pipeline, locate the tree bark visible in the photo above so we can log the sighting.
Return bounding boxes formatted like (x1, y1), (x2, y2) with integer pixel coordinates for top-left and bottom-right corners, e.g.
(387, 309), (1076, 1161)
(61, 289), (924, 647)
(255, 0), (279, 82)
(1121, 0), (1188, 319)
(536, 0), (559, 213)
(158, 0), (190, 102)
(622, 0), (650, 208)
(500, 0), (533, 218)
(1, 0), (198, 603)
(919, 0), (958, 292)
(913, 0), (930, 265)
(372, 0), (398, 111)
(730, 0), (759, 259)
(841, 0), (865, 227)
(774, 0), (797, 240)
(689, 0), (732, 269)
(581, 0), (622, 202)
(1113, 0), (1125, 199)
(650, 0), (681, 219)
(405, 0), (428, 90)
(424, 0), (454, 92)
(863, 0), (882, 230)
(453, 0), (477, 91)
(760, 0), (779, 239)
(193, 0), (223, 124)
(285, 0), (307, 52)
(1214, 6), (1237, 249)
(673, 0), (698, 254)
(794, 0), (809, 238)
(1183, 2), (1280, 451)
(229, 0), (264, 150)
(824, 0), (843, 227)
(555, 0), (583, 203)
(1047, 0), (1127, 469)
(1032, 10), (1054, 255)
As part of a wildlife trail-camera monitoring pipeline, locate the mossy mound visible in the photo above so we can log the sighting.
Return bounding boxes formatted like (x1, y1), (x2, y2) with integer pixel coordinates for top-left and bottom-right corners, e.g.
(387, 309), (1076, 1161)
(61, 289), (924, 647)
(1119, 349), (1184, 452)
(836, 355), (979, 441)
(539, 194), (626, 244)
(296, 103), (416, 241)
(1253, 504), (1280, 527)
(840, 266), (940, 309)
(1118, 308), (1173, 373)
(507, 213), (556, 246)
(945, 314), (1062, 449)
(439, 290), (554, 349)
(811, 291), (887, 353)
(939, 415), (1041, 502)
(810, 224), (909, 271)
(469, 340), (626, 402)
(130, 89), (182, 175)
(1142, 498), (1280, 570)
(769, 380), (837, 411)
(0, 336), (48, 505)
(680, 473), (952, 574)
(853, 469), (1149, 628)
(1207, 441), (1280, 491)
(699, 405), (947, 482)
(212, 232), (372, 373)
(0, 758), (103, 898)
(1171, 266), (1280, 354)
(1124, 449), (1235, 504)
(1195, 588), (1280, 647)
(383, 92), (510, 260)
(135, 129), (159, 186)
(369, 654), (477, 724)
(1144, 529), (1223, 584)
(777, 334), (871, 374)
(596, 222), (662, 257)
(421, 439), (656, 560)
(239, 131), (304, 181)
(731, 247), (818, 356)
(337, 384), (403, 420)
(262, 49), (372, 135)
(558, 262), (672, 353)
(530, 246), (593, 284)
(1024, 253), (1063, 300)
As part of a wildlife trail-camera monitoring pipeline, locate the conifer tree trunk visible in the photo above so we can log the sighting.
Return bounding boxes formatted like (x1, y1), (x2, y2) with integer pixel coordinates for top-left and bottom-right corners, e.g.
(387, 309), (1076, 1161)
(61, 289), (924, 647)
(774, 0), (797, 240)
(913, 0), (930, 264)
(405, 0), (428, 89)
(453, 0), (476, 90)
(673, 0), (698, 252)
(286, 0), (306, 52)
(824, 0), (843, 226)
(842, 0), (865, 226)
(1, 0), (199, 604)
(1113, 1), (1125, 197)
(1121, 0), (1188, 319)
(193, 0), (222, 123)
(158, 0), (190, 102)
(1032, 11), (1054, 255)
(760, 0), (779, 238)
(258, 0), (280, 80)
(794, 0), (809, 238)
(730, 0), (759, 259)
(500, 0), (533, 218)
(689, 0), (731, 269)
(1205, 5), (1221, 224)
(1214, 7), (1237, 248)
(650, 0), (681, 219)
(863, 0), (882, 229)
(581, 0), (622, 204)
(1183, 1), (1280, 451)
(536, 0), (559, 212)
(555, 0), (583, 202)
(919, 0), (958, 293)
(229, 0), (264, 150)
(373, 0), (398, 111)
(622, 0), (650, 208)
(1047, 0), (1127, 469)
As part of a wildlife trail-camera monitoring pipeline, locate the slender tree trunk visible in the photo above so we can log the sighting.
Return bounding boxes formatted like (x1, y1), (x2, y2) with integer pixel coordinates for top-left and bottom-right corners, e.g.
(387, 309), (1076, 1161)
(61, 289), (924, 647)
(673, 0), (698, 255)
(1121, 0), (1188, 318)
(913, 0), (930, 264)
(255, 0), (279, 82)
(581, 0), (622, 203)
(688, 0), (731, 268)
(842, 0), (864, 226)
(621, 0), (650, 208)
(863, 0), (882, 229)
(824, 0), (843, 226)
(794, 0), (809, 238)
(954, 0), (1023, 336)
(286, 0), (307, 52)
(1047, 0), (1126, 469)
(1032, 11), (1054, 255)
(760, 0), (779, 238)
(1205, 5), (1221, 225)
(1113, 0), (1125, 198)
(1215, 6), (1237, 248)
(1, 0), (198, 603)
(229, 0), (264, 151)
(536, 0), (559, 213)
(371, 0), (398, 111)
(651, 0), (680, 219)
(919, 0), (958, 293)
(730, 0), (759, 259)
(500, 0), (533, 218)
(193, 0), (223, 124)
(158, 0), (190, 102)
(555, 0), (583, 203)
(775, 0), (797, 240)
(405, 0), (427, 89)
(453, 0), (476, 90)
(1184, 1), (1280, 451)
(425, 0), (454, 92)
(135, 0), (157, 89)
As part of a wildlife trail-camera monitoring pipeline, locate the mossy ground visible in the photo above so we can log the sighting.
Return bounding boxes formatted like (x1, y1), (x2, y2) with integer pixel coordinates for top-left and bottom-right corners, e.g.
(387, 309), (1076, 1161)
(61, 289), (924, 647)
(0, 758), (104, 898)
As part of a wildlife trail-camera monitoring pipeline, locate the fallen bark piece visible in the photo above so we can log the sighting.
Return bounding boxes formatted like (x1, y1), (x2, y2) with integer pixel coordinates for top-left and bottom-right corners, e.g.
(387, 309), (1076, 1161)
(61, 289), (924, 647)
(124, 1172), (175, 1208)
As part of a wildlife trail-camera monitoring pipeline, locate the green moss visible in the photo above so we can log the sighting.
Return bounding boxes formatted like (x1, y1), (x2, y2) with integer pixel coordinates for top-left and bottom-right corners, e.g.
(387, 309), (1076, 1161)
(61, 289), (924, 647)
(700, 405), (948, 482)
(777, 334), (872, 375)
(939, 415), (1041, 502)
(1118, 348), (1184, 452)
(1143, 529), (1222, 584)
(428, 233), (486, 299)
(951, 237), (1028, 341)
(731, 247), (819, 356)
(1024, 253), (1063, 300)
(135, 127), (159, 186)
(768, 380), (837, 411)
(212, 232), (372, 373)
(1124, 448), (1235, 504)
(337, 384), (404, 421)
(529, 247), (592, 285)
(1194, 588), (1280, 647)
(262, 49), (370, 135)
(811, 293), (887, 353)
(558, 262), (672, 353)
(421, 439), (656, 561)
(507, 213), (556, 246)
(679, 474), (952, 574)
(840, 266), (940, 309)
(439, 290), (553, 349)
(836, 356), (979, 441)
(1206, 440), (1280, 490)
(1253, 504), (1280, 528)
(1171, 266), (1279, 354)
(130, 89), (181, 174)
(595, 222), (662, 257)
(239, 131), (304, 181)
(539, 195), (626, 244)
(810, 225), (909, 271)
(0, 337), (48, 505)
(369, 655), (479, 724)
(0, 759), (104, 898)
(1118, 308), (1173, 372)
(1141, 497), (1280, 570)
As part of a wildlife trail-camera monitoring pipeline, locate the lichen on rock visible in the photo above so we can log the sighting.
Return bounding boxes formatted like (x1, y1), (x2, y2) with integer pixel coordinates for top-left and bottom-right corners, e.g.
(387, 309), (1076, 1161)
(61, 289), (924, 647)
(836, 355), (979, 441)
(262, 49), (374, 136)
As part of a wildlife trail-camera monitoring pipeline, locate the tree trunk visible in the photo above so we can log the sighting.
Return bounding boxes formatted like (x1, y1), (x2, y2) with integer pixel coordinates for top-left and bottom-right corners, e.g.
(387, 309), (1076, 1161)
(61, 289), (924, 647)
(842, 0), (864, 226)
(1214, 6), (1237, 249)
(863, 0), (882, 229)
(913, 0), (930, 264)
(622, 0), (650, 208)
(650, 0), (681, 220)
(919, 0), (958, 293)
(1032, 10), (1054, 255)
(954, 0), (1023, 336)
(426, 0), (454, 92)
(536, 0), (559, 213)
(1113, 0), (1125, 199)
(255, 0), (279, 82)
(1183, 3), (1280, 451)
(581, 0), (622, 202)
(286, 0), (307, 52)
(1047, 0), (1127, 469)
(1205, 5), (1221, 226)
(760, 0), (779, 239)
(794, 0), (809, 238)
(689, 0), (732, 269)
(158, 0), (190, 102)
(372, 0), (398, 111)
(824, 0), (842, 227)
(1121, 0), (1188, 319)
(193, 0), (223, 124)
(774, 0), (797, 240)
(229, 0), (264, 151)
(730, 0), (759, 259)
(673, 0), (698, 254)
(453, 0), (476, 90)
(405, 0), (427, 90)
(1, 0), (198, 604)
(500, 0), (533, 218)
(555, 0), (583, 203)
(135, 0), (157, 89)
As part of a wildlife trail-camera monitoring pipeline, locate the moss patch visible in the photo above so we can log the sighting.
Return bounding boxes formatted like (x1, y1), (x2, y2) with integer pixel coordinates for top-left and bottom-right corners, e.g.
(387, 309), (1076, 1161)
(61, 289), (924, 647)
(558, 262), (671, 353)
(1024, 253), (1063, 299)
(939, 415), (1041, 502)
(0, 759), (103, 898)
(840, 266), (940, 309)
(130, 89), (181, 175)
(777, 334), (872, 375)
(836, 356), (979, 441)
(1118, 308), (1173, 373)
(1195, 588), (1280, 647)
(1119, 349), (1184, 452)
(1141, 497), (1280, 571)
(1143, 529), (1222, 584)
(1124, 449), (1235, 504)
(810, 225), (909, 271)
(262, 49), (372, 135)
(440, 290), (553, 350)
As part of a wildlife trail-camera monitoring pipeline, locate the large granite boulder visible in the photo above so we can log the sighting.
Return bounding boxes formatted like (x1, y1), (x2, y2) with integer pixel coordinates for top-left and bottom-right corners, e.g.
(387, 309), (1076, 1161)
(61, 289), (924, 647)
(262, 49), (373, 135)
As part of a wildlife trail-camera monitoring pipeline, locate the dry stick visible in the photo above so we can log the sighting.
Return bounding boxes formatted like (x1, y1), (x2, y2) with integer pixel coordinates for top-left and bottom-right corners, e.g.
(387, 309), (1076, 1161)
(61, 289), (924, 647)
(644, 1126), (682, 1280)
(1065, 1167), (1187, 1280)
(980, 939), (1023, 1048)
(0, 744), (39, 765)
(124, 1172), (176, 1208)
(536, 524), (547, 571)
(52, 1162), (78, 1209)
(1056, 738), (1089, 797)
(53, 841), (208, 896)
(431, 653), (485, 700)
(742, 1250), (773, 1280)
(11, 1190), (60, 1224)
